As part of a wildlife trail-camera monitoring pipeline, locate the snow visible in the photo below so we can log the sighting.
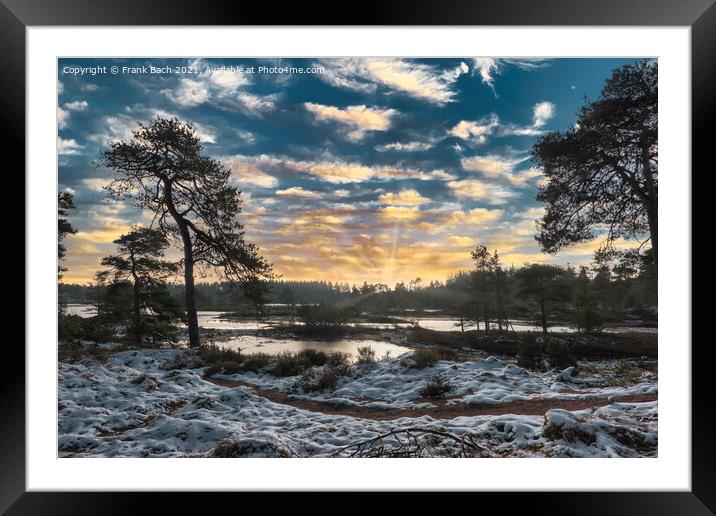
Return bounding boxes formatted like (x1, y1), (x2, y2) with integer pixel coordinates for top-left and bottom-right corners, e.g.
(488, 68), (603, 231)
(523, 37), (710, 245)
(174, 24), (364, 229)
(219, 354), (657, 408)
(58, 347), (658, 458)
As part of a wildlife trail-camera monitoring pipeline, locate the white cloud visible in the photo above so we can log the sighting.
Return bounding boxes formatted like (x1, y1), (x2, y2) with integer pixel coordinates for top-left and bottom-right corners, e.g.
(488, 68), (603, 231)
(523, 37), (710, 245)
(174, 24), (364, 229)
(455, 207), (504, 225)
(375, 140), (437, 152)
(471, 58), (550, 95)
(532, 101), (556, 127)
(161, 78), (210, 106)
(87, 114), (137, 144)
(505, 167), (544, 186)
(147, 109), (217, 143)
(461, 154), (524, 177)
(64, 100), (88, 111)
(472, 58), (500, 92)
(275, 187), (323, 199)
(237, 93), (276, 114)
(447, 235), (475, 247)
(305, 103), (397, 141)
(207, 68), (250, 92)
(80, 83), (99, 92)
(315, 58), (466, 104)
(378, 206), (422, 221)
(58, 137), (83, 155)
(443, 61), (470, 82)
(57, 100), (88, 130)
(81, 177), (112, 191)
(222, 156), (280, 188)
(224, 154), (456, 185)
(447, 179), (517, 204)
(378, 189), (430, 206)
(160, 66), (275, 116)
(461, 154), (542, 186)
(498, 100), (556, 136)
(448, 114), (500, 143)
(58, 107), (69, 130)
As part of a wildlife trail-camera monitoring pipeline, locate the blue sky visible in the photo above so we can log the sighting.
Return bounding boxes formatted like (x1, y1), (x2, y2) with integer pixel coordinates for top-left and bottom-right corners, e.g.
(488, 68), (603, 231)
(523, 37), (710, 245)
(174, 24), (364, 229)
(58, 57), (640, 285)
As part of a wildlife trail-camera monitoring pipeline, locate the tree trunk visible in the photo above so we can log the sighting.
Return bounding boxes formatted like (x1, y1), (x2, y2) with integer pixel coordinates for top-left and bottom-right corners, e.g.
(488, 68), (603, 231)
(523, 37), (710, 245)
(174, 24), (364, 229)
(642, 141), (658, 264)
(646, 202), (658, 265)
(132, 281), (141, 344)
(540, 298), (548, 334)
(181, 237), (200, 347)
(163, 180), (201, 347)
(495, 281), (503, 332)
(130, 250), (141, 344)
(483, 301), (489, 336)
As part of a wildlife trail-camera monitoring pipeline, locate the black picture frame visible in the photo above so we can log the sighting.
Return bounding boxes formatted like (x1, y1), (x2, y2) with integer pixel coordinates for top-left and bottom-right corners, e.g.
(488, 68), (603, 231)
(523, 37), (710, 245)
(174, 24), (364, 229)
(5, 0), (710, 512)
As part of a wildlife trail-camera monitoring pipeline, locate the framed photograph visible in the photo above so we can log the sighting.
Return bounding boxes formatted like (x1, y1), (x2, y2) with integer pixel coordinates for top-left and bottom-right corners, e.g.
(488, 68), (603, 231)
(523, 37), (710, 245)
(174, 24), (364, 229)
(7, 0), (710, 511)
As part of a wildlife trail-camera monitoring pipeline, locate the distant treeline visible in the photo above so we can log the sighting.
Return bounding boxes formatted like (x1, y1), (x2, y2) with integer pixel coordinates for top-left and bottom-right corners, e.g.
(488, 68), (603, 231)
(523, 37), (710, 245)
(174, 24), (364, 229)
(60, 246), (657, 330)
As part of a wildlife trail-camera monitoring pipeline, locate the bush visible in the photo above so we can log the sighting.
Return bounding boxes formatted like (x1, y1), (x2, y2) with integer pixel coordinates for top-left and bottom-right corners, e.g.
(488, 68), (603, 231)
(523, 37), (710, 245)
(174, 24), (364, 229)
(574, 306), (603, 334)
(355, 346), (376, 364)
(78, 317), (117, 343)
(58, 313), (83, 340)
(326, 351), (350, 367)
(58, 313), (117, 344)
(517, 333), (543, 370)
(271, 354), (297, 377)
(211, 439), (292, 458)
(199, 344), (243, 365)
(296, 349), (328, 368)
(545, 339), (576, 369)
(294, 368), (339, 392)
(411, 348), (441, 369)
(297, 303), (350, 329)
(420, 374), (454, 398)
(58, 341), (117, 363)
(199, 344), (273, 375)
(406, 347), (459, 370)
(240, 353), (271, 372)
(270, 350), (327, 377)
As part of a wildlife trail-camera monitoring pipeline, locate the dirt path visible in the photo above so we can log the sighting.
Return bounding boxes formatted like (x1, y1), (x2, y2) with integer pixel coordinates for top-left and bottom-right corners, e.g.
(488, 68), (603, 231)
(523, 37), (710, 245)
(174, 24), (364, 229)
(205, 377), (657, 421)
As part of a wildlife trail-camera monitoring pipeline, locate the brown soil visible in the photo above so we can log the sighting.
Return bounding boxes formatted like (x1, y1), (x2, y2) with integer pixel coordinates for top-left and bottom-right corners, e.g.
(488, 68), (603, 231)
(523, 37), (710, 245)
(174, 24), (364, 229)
(205, 377), (657, 421)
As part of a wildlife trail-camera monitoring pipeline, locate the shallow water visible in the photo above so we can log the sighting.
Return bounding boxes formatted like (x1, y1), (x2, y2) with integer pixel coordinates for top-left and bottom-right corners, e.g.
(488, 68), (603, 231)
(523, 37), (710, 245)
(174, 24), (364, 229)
(210, 333), (411, 361)
(64, 304), (98, 318)
(63, 304), (656, 336)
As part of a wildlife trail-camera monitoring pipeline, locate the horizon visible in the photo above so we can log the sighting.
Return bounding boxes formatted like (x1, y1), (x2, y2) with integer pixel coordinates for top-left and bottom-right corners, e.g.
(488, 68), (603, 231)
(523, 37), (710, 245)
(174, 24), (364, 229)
(58, 57), (643, 285)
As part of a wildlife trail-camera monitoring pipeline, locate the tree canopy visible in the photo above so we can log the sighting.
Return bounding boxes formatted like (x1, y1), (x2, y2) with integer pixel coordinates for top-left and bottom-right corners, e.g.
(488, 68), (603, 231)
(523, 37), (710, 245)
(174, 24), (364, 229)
(58, 191), (77, 278)
(96, 226), (179, 343)
(101, 117), (273, 346)
(532, 60), (658, 263)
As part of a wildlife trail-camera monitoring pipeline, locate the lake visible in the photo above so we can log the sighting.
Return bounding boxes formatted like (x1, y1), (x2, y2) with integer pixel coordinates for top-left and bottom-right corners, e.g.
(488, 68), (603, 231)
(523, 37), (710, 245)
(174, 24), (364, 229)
(63, 302), (656, 359)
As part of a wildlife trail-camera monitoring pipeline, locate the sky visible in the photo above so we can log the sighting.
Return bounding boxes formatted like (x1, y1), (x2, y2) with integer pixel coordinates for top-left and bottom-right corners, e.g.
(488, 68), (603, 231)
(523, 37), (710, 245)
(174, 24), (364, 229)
(58, 57), (641, 286)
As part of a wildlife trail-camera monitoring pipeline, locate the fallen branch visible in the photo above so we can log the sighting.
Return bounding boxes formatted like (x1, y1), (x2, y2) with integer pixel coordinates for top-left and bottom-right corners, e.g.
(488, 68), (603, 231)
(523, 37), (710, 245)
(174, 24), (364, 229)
(329, 426), (493, 458)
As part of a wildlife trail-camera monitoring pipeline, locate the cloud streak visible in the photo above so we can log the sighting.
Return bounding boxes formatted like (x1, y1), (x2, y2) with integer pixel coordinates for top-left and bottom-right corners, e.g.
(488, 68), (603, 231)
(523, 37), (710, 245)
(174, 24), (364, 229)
(304, 103), (397, 141)
(316, 58), (468, 104)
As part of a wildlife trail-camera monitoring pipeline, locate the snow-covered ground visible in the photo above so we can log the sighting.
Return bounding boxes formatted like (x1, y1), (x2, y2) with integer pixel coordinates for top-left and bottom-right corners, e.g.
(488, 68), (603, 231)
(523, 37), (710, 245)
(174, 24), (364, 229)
(58, 347), (658, 458)
(224, 354), (656, 410)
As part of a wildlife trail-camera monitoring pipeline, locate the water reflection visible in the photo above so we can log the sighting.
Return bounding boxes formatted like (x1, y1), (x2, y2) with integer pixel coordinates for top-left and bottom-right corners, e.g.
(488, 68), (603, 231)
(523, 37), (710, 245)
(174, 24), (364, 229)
(63, 304), (657, 337)
(209, 333), (410, 361)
